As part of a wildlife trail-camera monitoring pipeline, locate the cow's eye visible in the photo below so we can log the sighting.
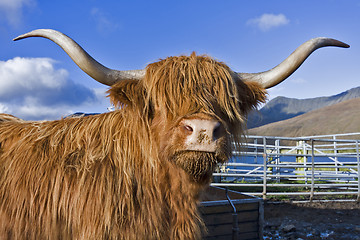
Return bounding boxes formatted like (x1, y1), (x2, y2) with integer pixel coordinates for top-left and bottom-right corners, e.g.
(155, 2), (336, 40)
(183, 125), (193, 132)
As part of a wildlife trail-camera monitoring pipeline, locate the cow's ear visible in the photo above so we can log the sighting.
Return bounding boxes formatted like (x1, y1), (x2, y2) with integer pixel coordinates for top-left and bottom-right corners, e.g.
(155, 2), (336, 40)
(237, 81), (267, 115)
(107, 80), (144, 108)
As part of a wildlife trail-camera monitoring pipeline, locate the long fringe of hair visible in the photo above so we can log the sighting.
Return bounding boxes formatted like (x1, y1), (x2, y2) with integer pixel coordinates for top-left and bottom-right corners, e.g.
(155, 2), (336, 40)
(143, 52), (266, 151)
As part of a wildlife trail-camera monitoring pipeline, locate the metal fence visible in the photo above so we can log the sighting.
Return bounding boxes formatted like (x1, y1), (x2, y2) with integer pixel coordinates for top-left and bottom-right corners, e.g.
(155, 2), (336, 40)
(211, 133), (360, 201)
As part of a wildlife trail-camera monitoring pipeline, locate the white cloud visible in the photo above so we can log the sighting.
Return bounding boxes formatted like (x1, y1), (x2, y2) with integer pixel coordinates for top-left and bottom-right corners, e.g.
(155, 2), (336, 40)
(0, 57), (102, 120)
(0, 0), (34, 26)
(247, 13), (290, 32)
(291, 77), (307, 84)
(0, 103), (8, 113)
(0, 57), (66, 96)
(14, 102), (74, 120)
(91, 8), (120, 35)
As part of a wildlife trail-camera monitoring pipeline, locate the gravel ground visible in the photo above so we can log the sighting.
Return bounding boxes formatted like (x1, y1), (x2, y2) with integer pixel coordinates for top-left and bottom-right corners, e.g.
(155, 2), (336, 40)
(263, 200), (360, 240)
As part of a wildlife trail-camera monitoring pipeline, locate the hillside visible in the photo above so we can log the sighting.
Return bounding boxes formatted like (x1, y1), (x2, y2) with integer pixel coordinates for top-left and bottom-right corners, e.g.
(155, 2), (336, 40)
(247, 86), (360, 128)
(247, 98), (360, 137)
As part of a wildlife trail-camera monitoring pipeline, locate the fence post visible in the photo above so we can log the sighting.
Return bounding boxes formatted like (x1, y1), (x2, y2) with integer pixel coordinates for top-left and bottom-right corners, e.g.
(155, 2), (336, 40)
(310, 139), (315, 202)
(263, 137), (267, 200)
(303, 141), (308, 187)
(333, 135), (339, 181)
(254, 138), (258, 164)
(275, 139), (280, 183)
(296, 140), (306, 182)
(357, 140), (360, 202)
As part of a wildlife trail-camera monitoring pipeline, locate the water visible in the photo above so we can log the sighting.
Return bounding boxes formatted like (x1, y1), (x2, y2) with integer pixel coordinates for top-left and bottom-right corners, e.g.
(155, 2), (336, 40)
(218, 154), (359, 182)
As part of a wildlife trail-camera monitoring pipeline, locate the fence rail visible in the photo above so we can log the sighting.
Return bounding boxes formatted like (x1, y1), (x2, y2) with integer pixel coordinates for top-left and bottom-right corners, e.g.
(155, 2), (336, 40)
(211, 133), (360, 201)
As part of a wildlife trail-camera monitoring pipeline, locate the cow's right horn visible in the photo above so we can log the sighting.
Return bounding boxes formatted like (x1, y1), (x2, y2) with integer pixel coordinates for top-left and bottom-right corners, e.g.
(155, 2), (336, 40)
(14, 29), (145, 86)
(236, 37), (349, 89)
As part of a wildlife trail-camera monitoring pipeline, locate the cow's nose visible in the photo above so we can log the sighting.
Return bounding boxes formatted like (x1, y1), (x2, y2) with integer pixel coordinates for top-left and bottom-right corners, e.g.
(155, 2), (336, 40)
(182, 119), (224, 152)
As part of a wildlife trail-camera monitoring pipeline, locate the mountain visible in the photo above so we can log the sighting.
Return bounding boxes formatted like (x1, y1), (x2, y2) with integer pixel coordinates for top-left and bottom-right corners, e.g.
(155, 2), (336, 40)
(247, 86), (360, 128)
(247, 98), (360, 138)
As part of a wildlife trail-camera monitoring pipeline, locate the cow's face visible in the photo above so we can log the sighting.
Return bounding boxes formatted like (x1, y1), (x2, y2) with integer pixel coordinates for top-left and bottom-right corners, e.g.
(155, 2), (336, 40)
(108, 53), (266, 184)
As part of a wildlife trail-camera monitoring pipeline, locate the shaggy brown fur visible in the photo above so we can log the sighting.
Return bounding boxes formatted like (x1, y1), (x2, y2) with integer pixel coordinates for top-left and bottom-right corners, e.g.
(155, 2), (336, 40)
(0, 53), (266, 239)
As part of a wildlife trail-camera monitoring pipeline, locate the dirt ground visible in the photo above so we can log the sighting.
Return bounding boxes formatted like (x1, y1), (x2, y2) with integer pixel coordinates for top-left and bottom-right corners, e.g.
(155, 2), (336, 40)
(263, 200), (360, 240)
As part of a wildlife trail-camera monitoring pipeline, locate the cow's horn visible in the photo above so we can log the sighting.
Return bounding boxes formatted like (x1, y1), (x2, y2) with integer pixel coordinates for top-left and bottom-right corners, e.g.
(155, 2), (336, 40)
(14, 29), (145, 86)
(236, 37), (349, 89)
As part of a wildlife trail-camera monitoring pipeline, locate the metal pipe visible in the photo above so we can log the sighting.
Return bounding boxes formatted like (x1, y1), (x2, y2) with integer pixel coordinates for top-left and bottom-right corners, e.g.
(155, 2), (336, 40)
(263, 137), (267, 200)
(225, 188), (239, 240)
(357, 141), (360, 202)
(212, 183), (359, 187)
(240, 191), (358, 196)
(311, 140), (315, 201)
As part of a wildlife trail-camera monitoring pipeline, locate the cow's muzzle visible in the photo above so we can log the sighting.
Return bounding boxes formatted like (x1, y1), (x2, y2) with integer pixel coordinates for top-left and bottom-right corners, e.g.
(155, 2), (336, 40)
(181, 118), (225, 152)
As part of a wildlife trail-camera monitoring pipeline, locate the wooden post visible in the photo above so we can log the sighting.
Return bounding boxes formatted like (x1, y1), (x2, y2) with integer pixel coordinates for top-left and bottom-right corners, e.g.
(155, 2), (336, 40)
(258, 199), (264, 240)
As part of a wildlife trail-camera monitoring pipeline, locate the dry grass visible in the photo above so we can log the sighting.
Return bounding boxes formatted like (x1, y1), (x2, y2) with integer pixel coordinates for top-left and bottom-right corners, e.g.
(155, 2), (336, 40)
(248, 98), (360, 137)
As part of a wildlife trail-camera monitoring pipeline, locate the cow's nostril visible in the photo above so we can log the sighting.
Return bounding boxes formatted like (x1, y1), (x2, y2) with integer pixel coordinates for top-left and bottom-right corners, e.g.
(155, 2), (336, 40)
(213, 122), (223, 140)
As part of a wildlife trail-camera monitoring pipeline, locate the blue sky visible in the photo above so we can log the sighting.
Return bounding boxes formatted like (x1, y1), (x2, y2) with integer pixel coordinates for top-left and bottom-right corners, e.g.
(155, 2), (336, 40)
(0, 0), (358, 120)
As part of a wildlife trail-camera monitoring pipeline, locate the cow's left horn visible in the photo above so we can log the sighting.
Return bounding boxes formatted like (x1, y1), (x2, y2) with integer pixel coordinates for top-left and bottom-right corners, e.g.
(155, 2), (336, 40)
(236, 37), (349, 89)
(14, 29), (145, 86)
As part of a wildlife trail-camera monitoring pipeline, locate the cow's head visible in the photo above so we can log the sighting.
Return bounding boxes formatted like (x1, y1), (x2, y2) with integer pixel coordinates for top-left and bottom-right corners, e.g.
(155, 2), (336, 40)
(107, 53), (267, 183)
(14, 29), (349, 184)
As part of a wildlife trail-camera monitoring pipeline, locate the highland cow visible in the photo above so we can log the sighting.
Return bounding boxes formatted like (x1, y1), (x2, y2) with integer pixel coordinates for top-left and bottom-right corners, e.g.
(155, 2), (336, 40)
(0, 29), (349, 239)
